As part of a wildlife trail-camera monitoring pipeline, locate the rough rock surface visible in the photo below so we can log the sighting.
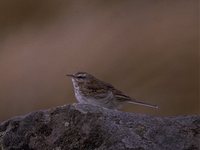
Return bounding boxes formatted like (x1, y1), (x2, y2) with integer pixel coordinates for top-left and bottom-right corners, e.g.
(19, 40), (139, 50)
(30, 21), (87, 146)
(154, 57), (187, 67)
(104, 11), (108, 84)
(0, 104), (199, 150)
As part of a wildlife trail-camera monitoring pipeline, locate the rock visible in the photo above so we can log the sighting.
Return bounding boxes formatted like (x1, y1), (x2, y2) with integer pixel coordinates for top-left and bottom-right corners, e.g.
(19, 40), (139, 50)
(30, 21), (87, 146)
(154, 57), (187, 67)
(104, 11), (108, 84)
(0, 104), (199, 150)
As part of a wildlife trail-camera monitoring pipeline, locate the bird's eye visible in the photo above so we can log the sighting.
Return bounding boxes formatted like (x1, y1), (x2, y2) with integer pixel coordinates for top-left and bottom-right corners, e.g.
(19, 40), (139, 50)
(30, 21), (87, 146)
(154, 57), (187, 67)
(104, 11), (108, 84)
(76, 76), (85, 79)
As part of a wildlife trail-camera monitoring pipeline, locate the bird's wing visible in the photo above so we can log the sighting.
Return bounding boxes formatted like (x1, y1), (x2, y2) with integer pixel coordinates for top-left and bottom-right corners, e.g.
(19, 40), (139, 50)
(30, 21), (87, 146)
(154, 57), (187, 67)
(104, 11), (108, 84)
(94, 78), (158, 108)
(113, 89), (132, 102)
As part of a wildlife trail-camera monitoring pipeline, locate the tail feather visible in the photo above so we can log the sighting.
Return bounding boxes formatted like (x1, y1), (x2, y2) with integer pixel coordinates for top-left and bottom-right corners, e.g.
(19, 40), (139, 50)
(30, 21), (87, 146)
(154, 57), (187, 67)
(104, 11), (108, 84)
(114, 92), (158, 109)
(128, 99), (158, 109)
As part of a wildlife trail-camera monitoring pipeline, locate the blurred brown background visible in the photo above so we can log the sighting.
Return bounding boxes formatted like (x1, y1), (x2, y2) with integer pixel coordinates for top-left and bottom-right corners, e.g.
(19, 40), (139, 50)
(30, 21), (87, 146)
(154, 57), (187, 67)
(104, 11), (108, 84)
(0, 0), (199, 122)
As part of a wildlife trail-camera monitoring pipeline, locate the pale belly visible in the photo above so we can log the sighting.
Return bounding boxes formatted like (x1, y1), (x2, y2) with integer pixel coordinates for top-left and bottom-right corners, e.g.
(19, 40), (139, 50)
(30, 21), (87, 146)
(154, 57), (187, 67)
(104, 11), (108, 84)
(74, 90), (121, 109)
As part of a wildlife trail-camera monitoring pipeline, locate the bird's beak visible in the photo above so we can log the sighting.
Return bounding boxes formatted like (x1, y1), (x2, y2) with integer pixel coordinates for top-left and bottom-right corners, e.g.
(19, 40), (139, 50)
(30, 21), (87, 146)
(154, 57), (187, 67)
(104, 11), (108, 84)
(66, 74), (75, 78)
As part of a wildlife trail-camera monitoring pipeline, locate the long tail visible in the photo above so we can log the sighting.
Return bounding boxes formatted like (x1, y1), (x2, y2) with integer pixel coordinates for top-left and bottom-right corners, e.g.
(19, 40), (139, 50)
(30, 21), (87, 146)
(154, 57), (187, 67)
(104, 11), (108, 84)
(128, 99), (158, 109)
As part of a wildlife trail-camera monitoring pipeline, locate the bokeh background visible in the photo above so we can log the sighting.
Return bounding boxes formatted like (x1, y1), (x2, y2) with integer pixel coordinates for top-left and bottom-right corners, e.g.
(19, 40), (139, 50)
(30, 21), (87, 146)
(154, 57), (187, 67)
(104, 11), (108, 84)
(0, 0), (199, 122)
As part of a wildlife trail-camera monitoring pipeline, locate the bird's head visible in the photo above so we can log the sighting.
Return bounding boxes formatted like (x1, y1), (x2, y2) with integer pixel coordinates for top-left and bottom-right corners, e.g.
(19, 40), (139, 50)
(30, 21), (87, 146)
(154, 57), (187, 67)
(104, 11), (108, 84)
(66, 72), (95, 85)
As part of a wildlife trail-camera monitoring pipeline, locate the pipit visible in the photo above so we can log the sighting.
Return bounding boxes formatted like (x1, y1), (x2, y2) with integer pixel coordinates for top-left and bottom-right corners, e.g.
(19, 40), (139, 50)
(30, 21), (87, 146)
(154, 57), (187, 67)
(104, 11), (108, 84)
(67, 72), (158, 109)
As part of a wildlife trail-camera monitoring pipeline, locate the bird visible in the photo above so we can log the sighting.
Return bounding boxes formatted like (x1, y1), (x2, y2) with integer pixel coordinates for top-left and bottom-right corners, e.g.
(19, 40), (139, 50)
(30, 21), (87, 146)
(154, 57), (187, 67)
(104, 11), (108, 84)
(67, 72), (158, 110)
